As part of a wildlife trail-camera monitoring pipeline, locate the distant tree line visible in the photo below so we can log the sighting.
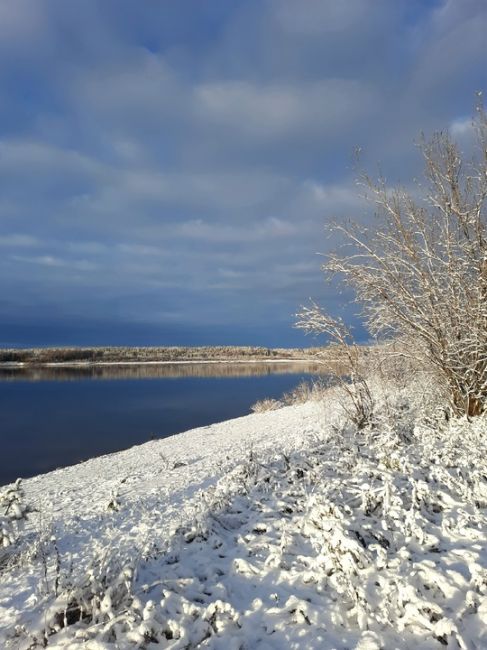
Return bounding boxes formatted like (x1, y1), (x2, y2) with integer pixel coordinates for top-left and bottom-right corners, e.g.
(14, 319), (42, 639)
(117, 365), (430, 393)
(0, 346), (325, 365)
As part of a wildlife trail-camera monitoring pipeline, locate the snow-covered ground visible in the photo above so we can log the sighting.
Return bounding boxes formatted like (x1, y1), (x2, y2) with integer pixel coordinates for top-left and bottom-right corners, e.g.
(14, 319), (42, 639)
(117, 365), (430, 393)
(1, 387), (486, 648)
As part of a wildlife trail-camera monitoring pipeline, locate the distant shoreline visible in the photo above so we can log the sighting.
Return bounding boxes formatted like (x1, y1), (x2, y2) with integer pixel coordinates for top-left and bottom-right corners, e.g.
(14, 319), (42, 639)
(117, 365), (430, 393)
(0, 345), (325, 367)
(0, 357), (316, 369)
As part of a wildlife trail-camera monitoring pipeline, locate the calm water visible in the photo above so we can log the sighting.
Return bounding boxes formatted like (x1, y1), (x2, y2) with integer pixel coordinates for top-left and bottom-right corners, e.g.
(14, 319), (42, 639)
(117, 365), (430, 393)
(0, 362), (317, 486)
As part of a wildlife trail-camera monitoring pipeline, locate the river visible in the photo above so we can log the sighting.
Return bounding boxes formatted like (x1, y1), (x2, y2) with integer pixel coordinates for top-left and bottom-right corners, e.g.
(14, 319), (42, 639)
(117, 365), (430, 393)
(0, 361), (319, 485)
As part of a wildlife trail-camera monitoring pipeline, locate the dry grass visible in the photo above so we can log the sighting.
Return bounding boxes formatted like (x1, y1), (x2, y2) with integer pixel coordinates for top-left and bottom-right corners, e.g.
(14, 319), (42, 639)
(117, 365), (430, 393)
(250, 398), (283, 413)
(251, 377), (334, 413)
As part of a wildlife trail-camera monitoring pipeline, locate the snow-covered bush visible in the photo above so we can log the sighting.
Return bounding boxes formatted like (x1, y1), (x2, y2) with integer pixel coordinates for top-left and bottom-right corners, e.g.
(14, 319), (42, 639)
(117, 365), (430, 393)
(1, 479), (28, 523)
(0, 516), (16, 551)
(298, 103), (487, 417)
(0, 479), (29, 555)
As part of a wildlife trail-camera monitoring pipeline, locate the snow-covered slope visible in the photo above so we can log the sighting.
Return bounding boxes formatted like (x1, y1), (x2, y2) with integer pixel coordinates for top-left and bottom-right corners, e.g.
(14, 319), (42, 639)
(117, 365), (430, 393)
(1, 391), (486, 648)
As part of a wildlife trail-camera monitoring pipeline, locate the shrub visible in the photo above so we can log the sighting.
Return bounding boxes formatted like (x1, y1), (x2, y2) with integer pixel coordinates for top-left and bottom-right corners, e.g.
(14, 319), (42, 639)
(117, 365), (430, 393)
(281, 378), (333, 406)
(250, 398), (282, 413)
(298, 102), (487, 417)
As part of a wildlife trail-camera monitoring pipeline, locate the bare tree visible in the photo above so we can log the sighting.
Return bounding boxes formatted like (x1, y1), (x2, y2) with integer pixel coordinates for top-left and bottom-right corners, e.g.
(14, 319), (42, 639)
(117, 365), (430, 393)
(298, 102), (487, 417)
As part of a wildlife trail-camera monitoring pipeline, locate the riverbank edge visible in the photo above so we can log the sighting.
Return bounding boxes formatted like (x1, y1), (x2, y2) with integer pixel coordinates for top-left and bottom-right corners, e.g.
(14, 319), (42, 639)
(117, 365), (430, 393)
(0, 358), (318, 369)
(0, 344), (366, 368)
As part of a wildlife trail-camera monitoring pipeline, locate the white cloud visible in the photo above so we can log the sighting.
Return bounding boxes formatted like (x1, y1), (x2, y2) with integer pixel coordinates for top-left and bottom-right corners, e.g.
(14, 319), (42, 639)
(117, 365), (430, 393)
(0, 234), (39, 247)
(430, 0), (485, 32)
(0, 139), (106, 178)
(0, 1), (46, 47)
(69, 52), (186, 127)
(407, 0), (486, 99)
(115, 243), (163, 256)
(302, 180), (361, 209)
(194, 79), (376, 138)
(450, 116), (474, 137)
(86, 169), (291, 215)
(11, 254), (98, 272)
(449, 114), (479, 155)
(175, 216), (298, 243)
(272, 0), (370, 34)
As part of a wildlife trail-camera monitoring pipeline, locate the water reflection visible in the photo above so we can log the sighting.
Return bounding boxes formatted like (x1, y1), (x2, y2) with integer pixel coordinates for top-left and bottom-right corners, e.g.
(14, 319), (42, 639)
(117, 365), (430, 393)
(0, 367), (319, 485)
(0, 361), (323, 382)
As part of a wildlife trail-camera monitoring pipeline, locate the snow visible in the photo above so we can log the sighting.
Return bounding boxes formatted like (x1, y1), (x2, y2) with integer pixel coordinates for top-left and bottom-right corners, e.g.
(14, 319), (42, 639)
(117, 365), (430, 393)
(0, 387), (486, 648)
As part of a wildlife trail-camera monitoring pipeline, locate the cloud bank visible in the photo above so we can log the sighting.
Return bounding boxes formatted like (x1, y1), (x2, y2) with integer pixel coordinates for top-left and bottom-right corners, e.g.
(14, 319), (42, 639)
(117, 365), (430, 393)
(0, 0), (485, 346)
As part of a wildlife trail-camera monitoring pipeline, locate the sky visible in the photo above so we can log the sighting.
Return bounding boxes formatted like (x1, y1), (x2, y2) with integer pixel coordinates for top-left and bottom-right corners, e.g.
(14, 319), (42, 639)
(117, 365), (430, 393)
(0, 0), (485, 348)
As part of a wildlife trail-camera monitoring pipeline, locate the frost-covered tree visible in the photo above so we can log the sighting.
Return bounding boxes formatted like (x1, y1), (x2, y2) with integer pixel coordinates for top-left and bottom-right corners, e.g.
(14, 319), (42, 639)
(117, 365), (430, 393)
(298, 103), (487, 417)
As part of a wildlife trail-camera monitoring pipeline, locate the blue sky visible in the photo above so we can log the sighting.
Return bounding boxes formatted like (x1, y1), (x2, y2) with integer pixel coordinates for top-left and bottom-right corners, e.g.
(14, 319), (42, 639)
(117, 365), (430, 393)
(0, 0), (485, 348)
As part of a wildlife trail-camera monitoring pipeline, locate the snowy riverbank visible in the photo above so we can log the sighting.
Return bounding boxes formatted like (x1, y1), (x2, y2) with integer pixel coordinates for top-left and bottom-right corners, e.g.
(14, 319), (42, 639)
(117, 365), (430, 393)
(1, 389), (487, 648)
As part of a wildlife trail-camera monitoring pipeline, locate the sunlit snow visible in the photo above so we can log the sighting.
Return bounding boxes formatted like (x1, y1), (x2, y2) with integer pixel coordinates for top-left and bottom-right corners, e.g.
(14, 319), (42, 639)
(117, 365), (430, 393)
(1, 386), (486, 648)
